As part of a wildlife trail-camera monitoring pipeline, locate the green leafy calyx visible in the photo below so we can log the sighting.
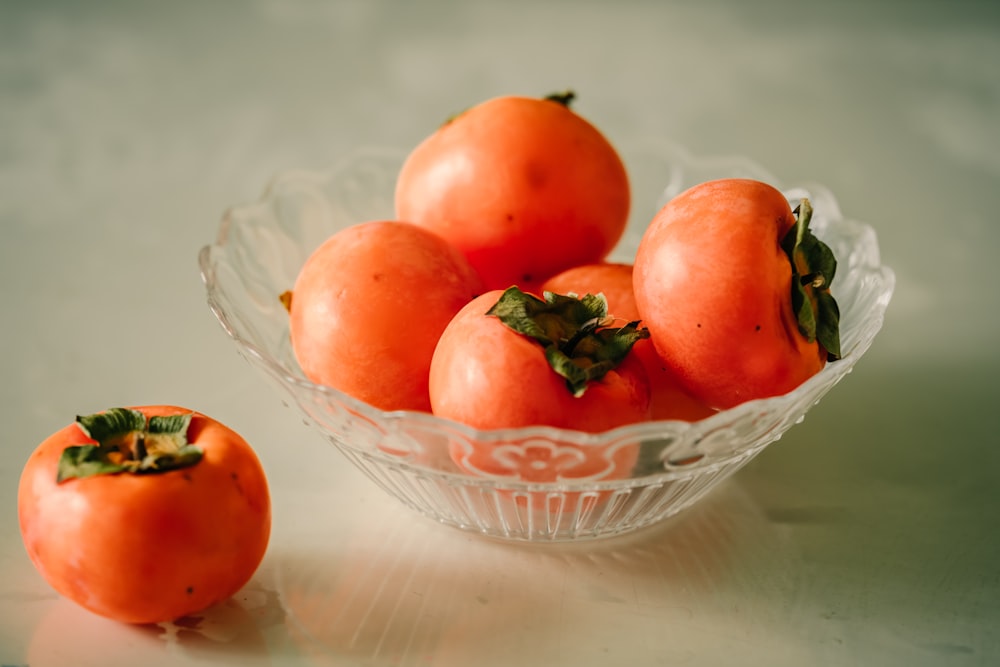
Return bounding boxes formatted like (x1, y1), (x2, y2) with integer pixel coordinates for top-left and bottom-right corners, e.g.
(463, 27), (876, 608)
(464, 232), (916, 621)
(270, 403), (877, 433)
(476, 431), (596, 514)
(487, 287), (649, 397)
(781, 198), (842, 361)
(57, 408), (202, 483)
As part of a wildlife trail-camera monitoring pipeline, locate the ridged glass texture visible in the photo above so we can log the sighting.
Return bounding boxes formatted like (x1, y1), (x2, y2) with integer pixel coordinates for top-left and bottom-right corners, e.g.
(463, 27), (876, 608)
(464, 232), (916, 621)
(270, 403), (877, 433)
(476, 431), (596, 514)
(198, 142), (895, 542)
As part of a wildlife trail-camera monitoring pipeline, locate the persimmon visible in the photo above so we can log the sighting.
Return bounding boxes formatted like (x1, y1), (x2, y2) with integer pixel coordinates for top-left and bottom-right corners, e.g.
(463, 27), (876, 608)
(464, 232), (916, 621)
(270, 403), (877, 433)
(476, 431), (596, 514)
(287, 220), (484, 412)
(429, 287), (650, 432)
(17, 406), (271, 625)
(430, 287), (648, 484)
(542, 262), (716, 421)
(632, 179), (841, 409)
(395, 91), (630, 291)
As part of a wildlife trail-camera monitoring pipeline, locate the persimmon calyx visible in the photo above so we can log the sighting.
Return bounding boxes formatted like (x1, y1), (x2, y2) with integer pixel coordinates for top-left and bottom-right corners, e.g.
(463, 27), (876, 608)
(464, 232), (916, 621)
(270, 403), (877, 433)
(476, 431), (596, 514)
(443, 90), (575, 127)
(544, 90), (576, 107)
(279, 290), (293, 313)
(56, 408), (202, 483)
(781, 198), (842, 361)
(487, 286), (649, 397)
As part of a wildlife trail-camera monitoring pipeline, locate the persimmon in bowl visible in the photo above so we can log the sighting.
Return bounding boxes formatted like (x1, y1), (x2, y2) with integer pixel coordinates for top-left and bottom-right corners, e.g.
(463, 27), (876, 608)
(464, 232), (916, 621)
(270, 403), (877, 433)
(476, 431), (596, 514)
(198, 142), (894, 542)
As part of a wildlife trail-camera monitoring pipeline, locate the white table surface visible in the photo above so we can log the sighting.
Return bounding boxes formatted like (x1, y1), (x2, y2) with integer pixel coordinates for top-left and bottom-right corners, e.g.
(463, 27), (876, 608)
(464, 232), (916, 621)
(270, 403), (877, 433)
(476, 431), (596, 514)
(2, 1), (998, 665)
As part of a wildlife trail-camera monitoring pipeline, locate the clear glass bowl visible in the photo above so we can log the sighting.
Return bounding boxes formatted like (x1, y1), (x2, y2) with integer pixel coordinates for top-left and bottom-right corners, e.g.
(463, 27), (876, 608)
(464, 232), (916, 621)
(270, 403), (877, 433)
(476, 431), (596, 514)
(198, 141), (895, 542)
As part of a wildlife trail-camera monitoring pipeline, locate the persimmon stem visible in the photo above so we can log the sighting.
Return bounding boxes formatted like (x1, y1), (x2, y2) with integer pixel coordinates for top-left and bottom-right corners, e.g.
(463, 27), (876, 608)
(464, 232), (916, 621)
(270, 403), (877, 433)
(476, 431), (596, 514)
(800, 272), (826, 289)
(133, 434), (148, 462)
(544, 90), (576, 107)
(562, 323), (594, 356)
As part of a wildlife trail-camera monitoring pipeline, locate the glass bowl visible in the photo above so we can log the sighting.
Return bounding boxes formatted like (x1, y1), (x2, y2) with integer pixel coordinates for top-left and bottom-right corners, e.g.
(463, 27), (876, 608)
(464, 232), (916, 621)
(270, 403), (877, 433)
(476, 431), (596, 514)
(198, 141), (895, 542)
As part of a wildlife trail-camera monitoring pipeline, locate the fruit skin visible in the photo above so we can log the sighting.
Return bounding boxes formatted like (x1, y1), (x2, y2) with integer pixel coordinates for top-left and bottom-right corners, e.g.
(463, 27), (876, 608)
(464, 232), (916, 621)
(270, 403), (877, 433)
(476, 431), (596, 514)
(17, 406), (271, 625)
(633, 179), (827, 410)
(542, 262), (716, 421)
(394, 93), (630, 291)
(288, 220), (484, 412)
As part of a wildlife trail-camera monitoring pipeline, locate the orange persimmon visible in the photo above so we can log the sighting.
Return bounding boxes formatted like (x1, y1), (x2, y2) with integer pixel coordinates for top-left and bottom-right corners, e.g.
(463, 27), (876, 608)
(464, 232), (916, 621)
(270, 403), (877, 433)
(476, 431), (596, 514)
(542, 262), (717, 422)
(18, 406), (271, 624)
(633, 179), (841, 409)
(287, 220), (484, 412)
(429, 287), (650, 433)
(395, 91), (630, 291)
(430, 288), (648, 485)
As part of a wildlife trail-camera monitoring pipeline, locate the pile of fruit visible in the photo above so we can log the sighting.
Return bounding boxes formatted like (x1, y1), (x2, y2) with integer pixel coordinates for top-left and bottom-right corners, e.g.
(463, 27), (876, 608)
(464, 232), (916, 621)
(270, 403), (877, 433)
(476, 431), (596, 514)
(16, 90), (844, 626)
(286, 91), (841, 431)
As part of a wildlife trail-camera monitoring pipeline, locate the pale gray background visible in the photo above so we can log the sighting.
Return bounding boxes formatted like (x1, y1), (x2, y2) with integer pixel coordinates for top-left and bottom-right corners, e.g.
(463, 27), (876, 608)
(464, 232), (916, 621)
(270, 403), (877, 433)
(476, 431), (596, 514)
(2, 1), (998, 665)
